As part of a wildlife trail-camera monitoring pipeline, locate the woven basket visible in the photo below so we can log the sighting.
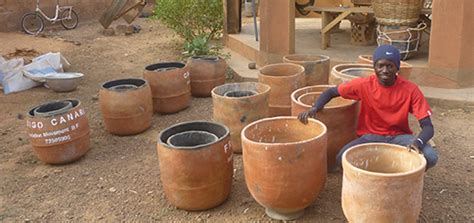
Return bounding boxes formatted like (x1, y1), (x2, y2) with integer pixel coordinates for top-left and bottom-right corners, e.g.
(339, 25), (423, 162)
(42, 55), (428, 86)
(372, 0), (424, 26)
(376, 23), (427, 60)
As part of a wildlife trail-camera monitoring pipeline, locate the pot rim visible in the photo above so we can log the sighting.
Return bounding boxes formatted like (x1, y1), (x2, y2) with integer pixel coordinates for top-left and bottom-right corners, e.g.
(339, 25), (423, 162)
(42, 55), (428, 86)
(211, 82), (271, 100)
(332, 63), (374, 80)
(27, 98), (80, 118)
(291, 85), (357, 109)
(157, 120), (230, 150)
(241, 116), (327, 146)
(100, 78), (148, 91)
(342, 142), (427, 177)
(144, 62), (186, 72)
(283, 54), (330, 63)
(259, 63), (305, 78)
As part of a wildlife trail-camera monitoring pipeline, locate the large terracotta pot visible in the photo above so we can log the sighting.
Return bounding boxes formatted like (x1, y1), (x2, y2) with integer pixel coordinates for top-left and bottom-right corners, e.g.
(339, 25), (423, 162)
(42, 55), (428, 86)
(211, 82), (271, 153)
(342, 143), (426, 222)
(187, 56), (227, 97)
(26, 99), (90, 164)
(329, 63), (373, 85)
(357, 55), (412, 80)
(291, 85), (358, 169)
(241, 117), (327, 220)
(283, 54), (330, 86)
(143, 62), (191, 114)
(259, 63), (305, 116)
(157, 121), (233, 210)
(99, 78), (153, 136)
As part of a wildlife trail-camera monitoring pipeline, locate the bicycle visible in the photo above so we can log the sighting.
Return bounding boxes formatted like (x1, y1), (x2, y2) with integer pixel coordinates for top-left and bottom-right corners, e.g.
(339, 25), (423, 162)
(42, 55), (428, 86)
(21, 0), (79, 35)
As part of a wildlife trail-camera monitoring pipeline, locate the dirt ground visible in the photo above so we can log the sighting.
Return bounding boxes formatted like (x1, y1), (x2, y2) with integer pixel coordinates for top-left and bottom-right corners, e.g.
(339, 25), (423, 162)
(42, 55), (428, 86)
(1, 18), (473, 222)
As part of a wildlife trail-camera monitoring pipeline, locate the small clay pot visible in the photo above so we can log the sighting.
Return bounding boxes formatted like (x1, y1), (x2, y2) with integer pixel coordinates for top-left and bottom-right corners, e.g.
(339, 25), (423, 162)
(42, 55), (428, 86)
(187, 56), (227, 97)
(157, 121), (233, 211)
(342, 143), (426, 222)
(329, 63), (373, 85)
(283, 54), (330, 86)
(26, 99), (90, 164)
(99, 78), (153, 136)
(259, 63), (305, 116)
(357, 55), (412, 79)
(291, 85), (358, 169)
(144, 62), (191, 114)
(211, 82), (271, 153)
(241, 117), (327, 220)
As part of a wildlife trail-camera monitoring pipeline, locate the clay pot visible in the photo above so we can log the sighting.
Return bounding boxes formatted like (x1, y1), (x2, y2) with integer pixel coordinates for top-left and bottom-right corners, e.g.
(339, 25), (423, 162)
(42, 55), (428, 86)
(291, 85), (358, 169)
(357, 55), (413, 79)
(259, 63), (305, 116)
(26, 99), (90, 164)
(157, 121), (233, 210)
(241, 117), (327, 220)
(99, 78), (153, 136)
(143, 62), (191, 113)
(187, 56), (227, 97)
(283, 54), (330, 86)
(342, 143), (426, 222)
(211, 82), (271, 153)
(329, 63), (373, 85)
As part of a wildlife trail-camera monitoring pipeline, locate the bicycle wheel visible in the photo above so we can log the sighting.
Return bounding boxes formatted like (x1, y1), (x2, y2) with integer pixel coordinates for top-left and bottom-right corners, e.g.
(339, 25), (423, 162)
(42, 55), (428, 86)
(61, 9), (79, 30)
(21, 13), (44, 35)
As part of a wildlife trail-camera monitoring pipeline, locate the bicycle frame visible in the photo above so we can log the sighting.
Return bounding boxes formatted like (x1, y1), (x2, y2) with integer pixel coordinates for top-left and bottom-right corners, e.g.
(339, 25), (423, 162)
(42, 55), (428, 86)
(35, 0), (73, 22)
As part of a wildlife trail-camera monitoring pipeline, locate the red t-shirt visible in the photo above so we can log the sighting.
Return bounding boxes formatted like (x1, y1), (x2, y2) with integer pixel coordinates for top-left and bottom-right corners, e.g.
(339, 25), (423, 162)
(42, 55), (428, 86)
(337, 75), (432, 136)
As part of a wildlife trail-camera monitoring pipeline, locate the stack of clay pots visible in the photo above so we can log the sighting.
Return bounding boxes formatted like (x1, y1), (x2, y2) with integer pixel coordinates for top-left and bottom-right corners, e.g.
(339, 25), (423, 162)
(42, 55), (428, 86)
(144, 62), (191, 114)
(157, 121), (233, 210)
(258, 63), (305, 116)
(99, 78), (153, 135)
(26, 99), (90, 164)
(291, 85), (358, 169)
(241, 117), (327, 220)
(342, 143), (426, 222)
(283, 54), (330, 86)
(187, 56), (227, 97)
(211, 82), (271, 153)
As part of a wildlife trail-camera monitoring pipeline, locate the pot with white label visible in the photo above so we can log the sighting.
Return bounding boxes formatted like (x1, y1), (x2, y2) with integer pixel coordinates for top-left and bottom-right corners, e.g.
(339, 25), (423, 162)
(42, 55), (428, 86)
(143, 62), (191, 113)
(157, 121), (233, 210)
(26, 99), (90, 164)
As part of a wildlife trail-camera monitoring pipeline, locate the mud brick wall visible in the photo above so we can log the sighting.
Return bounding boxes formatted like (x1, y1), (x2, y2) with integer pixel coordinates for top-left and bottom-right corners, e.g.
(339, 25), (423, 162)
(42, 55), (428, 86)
(0, 0), (154, 32)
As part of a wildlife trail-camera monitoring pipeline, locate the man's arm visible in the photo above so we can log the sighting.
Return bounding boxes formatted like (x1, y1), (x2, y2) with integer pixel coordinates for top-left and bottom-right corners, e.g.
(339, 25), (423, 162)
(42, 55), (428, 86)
(409, 116), (434, 153)
(298, 87), (340, 124)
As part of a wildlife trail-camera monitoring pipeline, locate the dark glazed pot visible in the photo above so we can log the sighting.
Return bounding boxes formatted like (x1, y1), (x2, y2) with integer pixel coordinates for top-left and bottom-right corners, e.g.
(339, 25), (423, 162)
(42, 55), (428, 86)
(211, 82), (271, 153)
(26, 99), (90, 164)
(99, 78), (153, 136)
(143, 62), (191, 113)
(241, 117), (327, 220)
(283, 54), (330, 86)
(291, 85), (358, 169)
(187, 56), (227, 97)
(157, 121), (233, 210)
(258, 63), (305, 116)
(342, 143), (426, 222)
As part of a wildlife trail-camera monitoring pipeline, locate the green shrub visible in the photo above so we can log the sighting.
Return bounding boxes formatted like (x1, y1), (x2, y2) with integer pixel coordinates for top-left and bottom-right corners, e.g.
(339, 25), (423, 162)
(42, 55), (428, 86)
(154, 0), (224, 42)
(182, 34), (229, 59)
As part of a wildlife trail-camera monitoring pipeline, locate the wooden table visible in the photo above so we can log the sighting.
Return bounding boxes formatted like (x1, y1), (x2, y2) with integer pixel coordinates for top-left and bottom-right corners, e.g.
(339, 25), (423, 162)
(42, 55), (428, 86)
(305, 6), (432, 49)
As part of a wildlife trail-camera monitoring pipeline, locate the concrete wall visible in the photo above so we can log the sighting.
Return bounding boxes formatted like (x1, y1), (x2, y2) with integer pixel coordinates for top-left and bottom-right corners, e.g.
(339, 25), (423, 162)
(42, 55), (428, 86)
(0, 0), (154, 32)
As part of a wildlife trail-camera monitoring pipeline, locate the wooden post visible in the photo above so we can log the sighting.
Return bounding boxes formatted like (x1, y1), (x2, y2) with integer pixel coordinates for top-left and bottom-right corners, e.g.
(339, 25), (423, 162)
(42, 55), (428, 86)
(223, 0), (241, 35)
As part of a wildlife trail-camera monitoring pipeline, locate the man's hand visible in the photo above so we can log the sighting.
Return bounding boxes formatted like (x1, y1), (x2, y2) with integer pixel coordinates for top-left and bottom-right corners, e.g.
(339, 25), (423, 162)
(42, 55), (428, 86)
(407, 143), (423, 154)
(298, 107), (317, 124)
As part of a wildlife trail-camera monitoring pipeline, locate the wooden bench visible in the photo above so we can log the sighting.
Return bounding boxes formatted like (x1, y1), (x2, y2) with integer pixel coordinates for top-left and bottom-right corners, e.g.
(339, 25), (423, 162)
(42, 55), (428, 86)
(305, 6), (432, 49)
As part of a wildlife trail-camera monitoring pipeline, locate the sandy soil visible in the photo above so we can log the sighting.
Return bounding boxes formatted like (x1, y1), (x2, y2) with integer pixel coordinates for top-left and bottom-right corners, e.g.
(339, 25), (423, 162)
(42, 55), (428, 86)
(0, 18), (473, 222)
